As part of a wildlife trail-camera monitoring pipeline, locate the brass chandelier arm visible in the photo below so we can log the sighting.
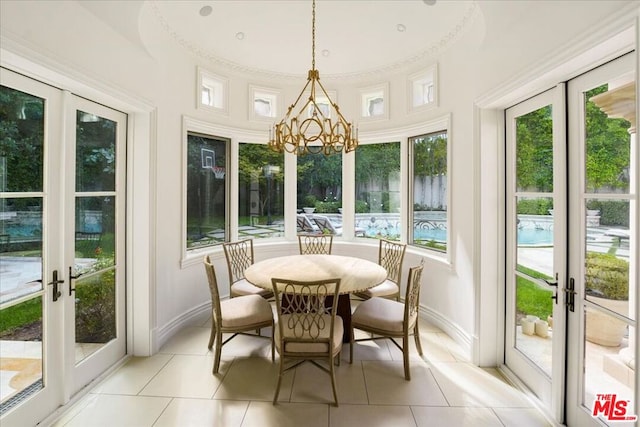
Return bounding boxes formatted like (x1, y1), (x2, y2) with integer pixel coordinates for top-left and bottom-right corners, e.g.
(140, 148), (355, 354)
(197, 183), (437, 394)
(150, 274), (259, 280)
(267, 0), (358, 156)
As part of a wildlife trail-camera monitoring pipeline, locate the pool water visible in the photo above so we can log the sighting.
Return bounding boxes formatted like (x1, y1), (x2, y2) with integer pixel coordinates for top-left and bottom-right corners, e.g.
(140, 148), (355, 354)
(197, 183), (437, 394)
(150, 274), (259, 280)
(365, 225), (554, 246)
(517, 228), (554, 245)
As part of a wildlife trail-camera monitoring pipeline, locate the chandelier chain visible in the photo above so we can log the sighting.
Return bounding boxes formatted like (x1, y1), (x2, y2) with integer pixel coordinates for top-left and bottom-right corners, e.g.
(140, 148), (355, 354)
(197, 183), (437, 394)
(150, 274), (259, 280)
(311, 0), (316, 71)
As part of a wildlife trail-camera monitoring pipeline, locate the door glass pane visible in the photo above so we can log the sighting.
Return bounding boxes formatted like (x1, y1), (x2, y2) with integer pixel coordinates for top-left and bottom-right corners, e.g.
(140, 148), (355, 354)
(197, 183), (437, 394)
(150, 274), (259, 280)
(74, 270), (116, 363)
(0, 85), (46, 414)
(238, 143), (284, 239)
(516, 196), (555, 277)
(584, 199), (631, 321)
(74, 196), (115, 363)
(514, 272), (553, 377)
(75, 111), (116, 192)
(585, 84), (632, 194)
(584, 306), (635, 422)
(0, 296), (43, 412)
(515, 105), (553, 192)
(0, 198), (43, 303)
(0, 86), (44, 192)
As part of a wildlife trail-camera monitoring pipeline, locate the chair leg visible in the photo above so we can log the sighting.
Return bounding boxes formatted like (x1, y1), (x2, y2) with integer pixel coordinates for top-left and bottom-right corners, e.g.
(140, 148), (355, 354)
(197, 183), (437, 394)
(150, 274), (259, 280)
(207, 318), (215, 350)
(329, 355), (339, 407)
(414, 321), (423, 356)
(271, 326), (275, 362)
(349, 327), (354, 364)
(403, 335), (410, 381)
(213, 330), (223, 374)
(273, 356), (284, 405)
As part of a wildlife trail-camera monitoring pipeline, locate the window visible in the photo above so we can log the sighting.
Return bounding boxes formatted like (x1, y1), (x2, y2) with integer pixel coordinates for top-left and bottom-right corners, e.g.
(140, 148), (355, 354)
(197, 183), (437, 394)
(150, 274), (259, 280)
(248, 85), (280, 121)
(197, 67), (228, 114)
(410, 131), (448, 253)
(408, 64), (438, 112)
(354, 142), (401, 240)
(359, 83), (389, 121)
(297, 153), (342, 235)
(185, 132), (228, 250)
(238, 143), (284, 238)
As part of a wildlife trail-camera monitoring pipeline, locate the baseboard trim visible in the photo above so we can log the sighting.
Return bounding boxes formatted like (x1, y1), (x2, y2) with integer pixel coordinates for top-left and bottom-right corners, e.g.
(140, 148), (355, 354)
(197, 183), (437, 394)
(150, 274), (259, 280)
(153, 301), (211, 353)
(419, 304), (473, 361)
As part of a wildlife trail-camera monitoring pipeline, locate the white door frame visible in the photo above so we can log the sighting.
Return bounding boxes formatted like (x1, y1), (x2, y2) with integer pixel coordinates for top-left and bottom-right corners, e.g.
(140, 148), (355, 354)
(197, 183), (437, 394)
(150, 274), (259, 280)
(566, 51), (637, 427)
(504, 85), (567, 422)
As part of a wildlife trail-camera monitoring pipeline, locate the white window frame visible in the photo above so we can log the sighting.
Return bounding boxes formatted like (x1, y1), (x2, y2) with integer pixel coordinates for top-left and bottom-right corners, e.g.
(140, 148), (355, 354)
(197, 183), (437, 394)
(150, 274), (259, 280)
(407, 114), (451, 263)
(196, 67), (228, 115)
(248, 84), (281, 121)
(359, 82), (389, 121)
(408, 63), (439, 113)
(181, 116), (230, 266)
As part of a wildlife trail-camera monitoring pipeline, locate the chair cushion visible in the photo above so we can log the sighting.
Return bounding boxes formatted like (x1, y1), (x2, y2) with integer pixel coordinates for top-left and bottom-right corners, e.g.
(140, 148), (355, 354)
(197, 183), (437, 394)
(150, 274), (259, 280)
(275, 315), (343, 355)
(231, 279), (272, 297)
(220, 294), (273, 328)
(352, 297), (406, 333)
(359, 279), (399, 298)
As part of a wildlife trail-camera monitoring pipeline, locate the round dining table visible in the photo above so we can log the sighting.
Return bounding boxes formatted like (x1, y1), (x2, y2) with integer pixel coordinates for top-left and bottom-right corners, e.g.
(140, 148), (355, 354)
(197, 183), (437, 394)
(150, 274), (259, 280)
(245, 254), (387, 342)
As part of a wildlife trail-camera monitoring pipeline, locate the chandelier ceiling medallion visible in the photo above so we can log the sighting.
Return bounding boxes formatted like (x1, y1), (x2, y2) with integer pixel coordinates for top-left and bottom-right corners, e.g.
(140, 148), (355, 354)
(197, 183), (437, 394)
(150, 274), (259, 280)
(268, 0), (358, 156)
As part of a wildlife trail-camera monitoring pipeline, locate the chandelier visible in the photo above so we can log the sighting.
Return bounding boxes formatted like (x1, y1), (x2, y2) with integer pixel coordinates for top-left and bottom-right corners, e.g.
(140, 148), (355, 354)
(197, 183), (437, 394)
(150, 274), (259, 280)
(268, 0), (358, 156)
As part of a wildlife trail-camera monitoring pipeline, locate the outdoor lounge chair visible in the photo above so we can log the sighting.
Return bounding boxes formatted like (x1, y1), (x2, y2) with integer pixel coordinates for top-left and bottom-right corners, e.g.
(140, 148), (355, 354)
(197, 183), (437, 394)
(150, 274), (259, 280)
(297, 214), (319, 233)
(311, 215), (343, 235)
(311, 214), (366, 237)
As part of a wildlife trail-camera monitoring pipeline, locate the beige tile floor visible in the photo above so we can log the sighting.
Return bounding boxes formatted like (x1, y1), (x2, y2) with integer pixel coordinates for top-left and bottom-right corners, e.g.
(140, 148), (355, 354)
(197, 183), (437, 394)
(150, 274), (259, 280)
(52, 315), (553, 427)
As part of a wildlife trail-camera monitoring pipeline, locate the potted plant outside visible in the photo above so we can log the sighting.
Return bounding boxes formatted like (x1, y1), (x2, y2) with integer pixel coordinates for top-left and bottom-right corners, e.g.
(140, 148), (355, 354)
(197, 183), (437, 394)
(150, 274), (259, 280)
(584, 252), (629, 347)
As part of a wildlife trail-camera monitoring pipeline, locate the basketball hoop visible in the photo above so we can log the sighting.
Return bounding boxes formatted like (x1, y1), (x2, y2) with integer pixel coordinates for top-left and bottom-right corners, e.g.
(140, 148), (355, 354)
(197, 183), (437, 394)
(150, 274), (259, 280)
(211, 166), (226, 179)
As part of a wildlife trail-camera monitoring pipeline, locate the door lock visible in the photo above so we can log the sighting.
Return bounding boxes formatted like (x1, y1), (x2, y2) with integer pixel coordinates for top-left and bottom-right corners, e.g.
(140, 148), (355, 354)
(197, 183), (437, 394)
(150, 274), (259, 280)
(564, 277), (576, 312)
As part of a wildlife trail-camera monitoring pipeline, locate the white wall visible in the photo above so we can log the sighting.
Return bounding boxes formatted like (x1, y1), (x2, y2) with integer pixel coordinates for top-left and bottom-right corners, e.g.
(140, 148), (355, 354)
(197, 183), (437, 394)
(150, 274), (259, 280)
(1, 0), (634, 360)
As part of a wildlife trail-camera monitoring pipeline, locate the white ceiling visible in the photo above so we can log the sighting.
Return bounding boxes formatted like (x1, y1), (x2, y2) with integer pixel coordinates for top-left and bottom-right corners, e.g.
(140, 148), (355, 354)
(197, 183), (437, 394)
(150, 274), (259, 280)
(79, 0), (480, 80)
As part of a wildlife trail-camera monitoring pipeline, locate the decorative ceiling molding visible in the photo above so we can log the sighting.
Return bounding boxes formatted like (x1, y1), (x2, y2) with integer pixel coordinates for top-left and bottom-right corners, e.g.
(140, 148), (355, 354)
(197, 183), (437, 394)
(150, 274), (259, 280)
(148, 0), (480, 82)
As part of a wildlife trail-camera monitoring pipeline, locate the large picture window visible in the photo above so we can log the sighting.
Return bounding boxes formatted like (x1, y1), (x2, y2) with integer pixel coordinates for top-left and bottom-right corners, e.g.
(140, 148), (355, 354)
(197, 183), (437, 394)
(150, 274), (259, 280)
(410, 131), (448, 253)
(185, 132), (228, 250)
(238, 143), (284, 239)
(296, 153), (342, 236)
(354, 142), (401, 240)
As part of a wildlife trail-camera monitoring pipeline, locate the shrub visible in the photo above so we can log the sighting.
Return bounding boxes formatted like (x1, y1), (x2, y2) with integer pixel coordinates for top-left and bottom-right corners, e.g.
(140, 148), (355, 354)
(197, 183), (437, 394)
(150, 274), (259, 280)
(355, 200), (369, 213)
(315, 201), (340, 213)
(585, 252), (628, 300)
(302, 195), (317, 207)
(586, 200), (629, 226)
(517, 198), (553, 215)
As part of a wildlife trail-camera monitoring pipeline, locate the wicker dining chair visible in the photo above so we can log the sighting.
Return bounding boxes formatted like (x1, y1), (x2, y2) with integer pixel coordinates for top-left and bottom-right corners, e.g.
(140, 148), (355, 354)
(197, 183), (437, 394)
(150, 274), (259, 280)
(354, 238), (406, 301)
(350, 260), (424, 380)
(271, 277), (343, 406)
(298, 234), (333, 255)
(222, 238), (272, 298)
(203, 255), (274, 374)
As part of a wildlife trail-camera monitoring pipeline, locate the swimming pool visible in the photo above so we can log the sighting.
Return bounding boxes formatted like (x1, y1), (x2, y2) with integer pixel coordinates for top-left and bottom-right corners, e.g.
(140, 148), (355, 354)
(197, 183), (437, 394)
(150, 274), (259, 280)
(364, 225), (554, 246)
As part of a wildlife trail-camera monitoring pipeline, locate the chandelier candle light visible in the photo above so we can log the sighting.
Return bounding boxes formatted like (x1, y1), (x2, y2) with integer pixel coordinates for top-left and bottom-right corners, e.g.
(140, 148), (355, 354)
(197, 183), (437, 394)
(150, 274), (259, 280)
(268, 0), (358, 156)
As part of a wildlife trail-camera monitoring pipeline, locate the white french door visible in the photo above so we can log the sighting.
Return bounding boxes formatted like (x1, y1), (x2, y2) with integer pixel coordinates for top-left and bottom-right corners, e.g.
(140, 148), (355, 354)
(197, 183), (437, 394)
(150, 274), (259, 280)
(506, 52), (637, 426)
(505, 85), (567, 421)
(0, 68), (127, 426)
(566, 53), (637, 426)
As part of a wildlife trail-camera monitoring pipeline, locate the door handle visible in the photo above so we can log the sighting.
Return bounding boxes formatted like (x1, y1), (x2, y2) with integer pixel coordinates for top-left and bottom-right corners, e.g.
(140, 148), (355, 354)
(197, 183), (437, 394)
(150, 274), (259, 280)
(545, 274), (559, 304)
(543, 272), (559, 287)
(68, 266), (83, 295)
(47, 270), (64, 302)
